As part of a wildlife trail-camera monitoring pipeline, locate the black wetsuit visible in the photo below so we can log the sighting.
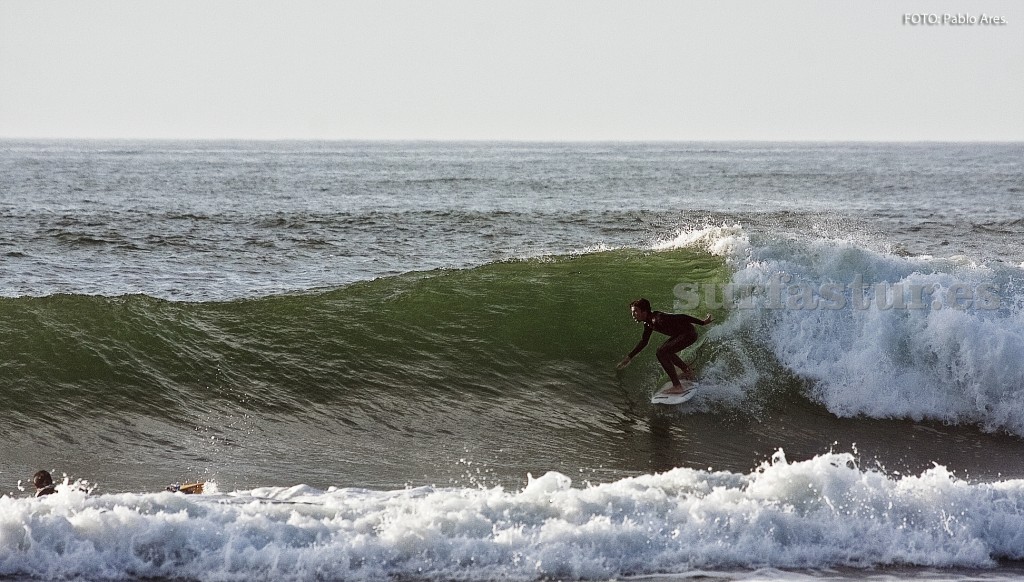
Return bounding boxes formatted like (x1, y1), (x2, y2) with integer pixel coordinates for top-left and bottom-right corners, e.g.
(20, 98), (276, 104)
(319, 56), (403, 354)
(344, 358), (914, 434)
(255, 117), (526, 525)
(35, 485), (56, 497)
(628, 311), (705, 384)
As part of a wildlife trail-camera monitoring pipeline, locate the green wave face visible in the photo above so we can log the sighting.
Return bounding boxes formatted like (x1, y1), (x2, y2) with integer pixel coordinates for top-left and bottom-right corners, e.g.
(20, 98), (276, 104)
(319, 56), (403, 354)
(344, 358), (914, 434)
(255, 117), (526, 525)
(0, 249), (731, 424)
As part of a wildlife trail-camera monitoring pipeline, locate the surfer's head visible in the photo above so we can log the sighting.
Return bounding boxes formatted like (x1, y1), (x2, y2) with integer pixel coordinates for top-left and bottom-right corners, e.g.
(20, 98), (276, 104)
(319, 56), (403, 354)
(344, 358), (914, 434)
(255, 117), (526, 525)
(630, 298), (651, 322)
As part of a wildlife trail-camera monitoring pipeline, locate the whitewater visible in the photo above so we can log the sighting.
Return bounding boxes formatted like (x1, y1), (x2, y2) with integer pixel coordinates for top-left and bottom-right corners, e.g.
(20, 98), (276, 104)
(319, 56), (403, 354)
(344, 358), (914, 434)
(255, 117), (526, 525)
(2, 140), (1023, 580)
(6, 451), (1024, 581)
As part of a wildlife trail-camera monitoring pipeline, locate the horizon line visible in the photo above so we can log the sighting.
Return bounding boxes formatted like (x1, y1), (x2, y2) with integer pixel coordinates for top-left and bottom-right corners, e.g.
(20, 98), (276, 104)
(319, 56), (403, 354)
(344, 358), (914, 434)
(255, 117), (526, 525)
(2, 136), (1022, 145)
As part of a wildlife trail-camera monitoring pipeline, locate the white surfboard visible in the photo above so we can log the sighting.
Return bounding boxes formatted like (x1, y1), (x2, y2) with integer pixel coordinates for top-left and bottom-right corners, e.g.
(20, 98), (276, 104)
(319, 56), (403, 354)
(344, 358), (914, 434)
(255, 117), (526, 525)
(651, 364), (698, 405)
(651, 381), (698, 405)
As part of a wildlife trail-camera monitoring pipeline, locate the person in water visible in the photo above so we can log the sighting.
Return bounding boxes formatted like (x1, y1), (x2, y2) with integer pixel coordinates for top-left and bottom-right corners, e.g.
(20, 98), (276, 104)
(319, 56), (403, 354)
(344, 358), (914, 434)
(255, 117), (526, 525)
(617, 298), (713, 394)
(33, 470), (57, 497)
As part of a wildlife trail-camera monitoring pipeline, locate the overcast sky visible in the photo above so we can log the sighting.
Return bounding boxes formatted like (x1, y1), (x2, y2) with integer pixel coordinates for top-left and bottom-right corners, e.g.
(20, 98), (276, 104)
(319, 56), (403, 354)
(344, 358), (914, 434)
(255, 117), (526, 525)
(1, 1), (1021, 140)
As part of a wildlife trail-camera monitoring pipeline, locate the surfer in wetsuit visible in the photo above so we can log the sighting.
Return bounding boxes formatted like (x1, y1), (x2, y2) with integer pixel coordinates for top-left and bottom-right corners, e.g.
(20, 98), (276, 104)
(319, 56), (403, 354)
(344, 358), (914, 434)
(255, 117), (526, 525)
(617, 298), (713, 394)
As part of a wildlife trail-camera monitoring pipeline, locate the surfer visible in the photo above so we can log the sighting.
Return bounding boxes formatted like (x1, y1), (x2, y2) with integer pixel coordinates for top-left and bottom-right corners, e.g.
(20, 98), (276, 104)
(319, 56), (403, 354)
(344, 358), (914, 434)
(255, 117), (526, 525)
(33, 470), (56, 497)
(617, 298), (713, 394)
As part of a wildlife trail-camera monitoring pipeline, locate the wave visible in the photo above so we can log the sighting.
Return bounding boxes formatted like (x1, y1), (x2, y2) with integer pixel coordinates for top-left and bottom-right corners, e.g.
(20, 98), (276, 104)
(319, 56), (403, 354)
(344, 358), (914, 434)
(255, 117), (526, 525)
(0, 247), (733, 426)
(656, 225), (1024, 435)
(4, 451), (1024, 581)
(4, 225), (1024, 439)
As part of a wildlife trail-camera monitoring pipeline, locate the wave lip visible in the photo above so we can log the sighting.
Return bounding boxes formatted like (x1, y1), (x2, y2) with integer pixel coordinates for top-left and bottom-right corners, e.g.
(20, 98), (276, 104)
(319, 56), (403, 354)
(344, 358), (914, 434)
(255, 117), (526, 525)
(3, 451), (1024, 581)
(651, 223), (750, 260)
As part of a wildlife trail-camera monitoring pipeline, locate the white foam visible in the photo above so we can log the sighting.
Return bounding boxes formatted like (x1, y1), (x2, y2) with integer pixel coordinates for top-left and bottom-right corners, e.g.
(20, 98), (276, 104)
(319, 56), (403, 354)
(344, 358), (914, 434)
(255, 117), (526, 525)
(716, 235), (1024, 434)
(651, 224), (750, 261)
(3, 452), (1024, 580)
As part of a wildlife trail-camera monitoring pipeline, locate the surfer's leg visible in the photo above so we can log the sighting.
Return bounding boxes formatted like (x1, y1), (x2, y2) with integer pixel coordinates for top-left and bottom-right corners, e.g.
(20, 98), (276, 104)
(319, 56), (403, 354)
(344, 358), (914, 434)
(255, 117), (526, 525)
(657, 334), (690, 388)
(658, 332), (697, 386)
(671, 355), (696, 381)
(657, 349), (682, 387)
(667, 352), (697, 380)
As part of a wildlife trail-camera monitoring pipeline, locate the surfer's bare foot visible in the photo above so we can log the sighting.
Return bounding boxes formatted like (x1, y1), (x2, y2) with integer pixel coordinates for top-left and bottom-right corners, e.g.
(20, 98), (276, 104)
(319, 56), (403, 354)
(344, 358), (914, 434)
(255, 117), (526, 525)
(663, 383), (686, 394)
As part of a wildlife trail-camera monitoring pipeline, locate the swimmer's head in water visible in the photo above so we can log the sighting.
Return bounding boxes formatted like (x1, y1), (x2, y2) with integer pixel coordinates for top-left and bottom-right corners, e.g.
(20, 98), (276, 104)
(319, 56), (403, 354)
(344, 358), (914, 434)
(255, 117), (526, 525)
(33, 470), (53, 489)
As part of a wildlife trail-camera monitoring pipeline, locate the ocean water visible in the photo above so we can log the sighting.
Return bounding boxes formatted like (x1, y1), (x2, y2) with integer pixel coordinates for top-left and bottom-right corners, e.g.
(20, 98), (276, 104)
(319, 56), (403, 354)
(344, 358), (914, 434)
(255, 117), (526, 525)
(1, 140), (1023, 581)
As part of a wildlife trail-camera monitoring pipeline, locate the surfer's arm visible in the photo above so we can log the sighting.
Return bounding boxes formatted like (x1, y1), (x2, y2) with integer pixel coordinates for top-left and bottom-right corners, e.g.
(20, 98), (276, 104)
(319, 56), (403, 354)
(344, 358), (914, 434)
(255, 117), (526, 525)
(679, 313), (714, 326)
(618, 326), (653, 368)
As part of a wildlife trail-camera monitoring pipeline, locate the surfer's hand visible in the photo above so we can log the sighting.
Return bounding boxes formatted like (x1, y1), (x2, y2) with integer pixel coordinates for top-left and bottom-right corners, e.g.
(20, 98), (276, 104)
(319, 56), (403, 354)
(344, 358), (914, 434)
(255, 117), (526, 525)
(703, 313), (714, 325)
(616, 356), (632, 370)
